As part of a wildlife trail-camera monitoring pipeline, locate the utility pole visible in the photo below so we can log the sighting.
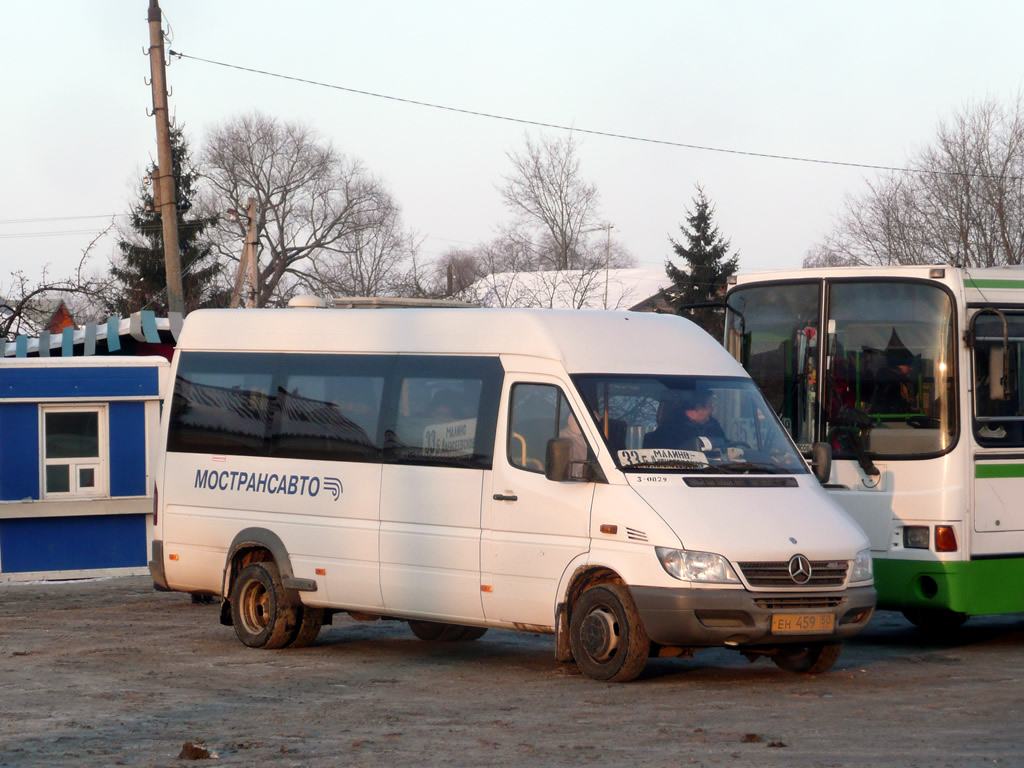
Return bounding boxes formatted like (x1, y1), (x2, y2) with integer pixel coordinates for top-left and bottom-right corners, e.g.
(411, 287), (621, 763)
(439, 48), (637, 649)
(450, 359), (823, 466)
(602, 223), (614, 309)
(147, 0), (184, 316)
(229, 199), (259, 308)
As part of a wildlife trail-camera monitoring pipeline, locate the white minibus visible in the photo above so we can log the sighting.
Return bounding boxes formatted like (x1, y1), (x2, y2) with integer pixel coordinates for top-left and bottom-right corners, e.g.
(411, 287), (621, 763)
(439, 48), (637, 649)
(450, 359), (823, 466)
(149, 307), (874, 681)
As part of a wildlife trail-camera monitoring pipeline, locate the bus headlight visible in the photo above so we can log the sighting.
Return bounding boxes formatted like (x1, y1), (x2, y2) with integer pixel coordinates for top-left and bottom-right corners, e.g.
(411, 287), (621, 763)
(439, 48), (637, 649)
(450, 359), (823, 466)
(850, 548), (873, 584)
(655, 547), (740, 583)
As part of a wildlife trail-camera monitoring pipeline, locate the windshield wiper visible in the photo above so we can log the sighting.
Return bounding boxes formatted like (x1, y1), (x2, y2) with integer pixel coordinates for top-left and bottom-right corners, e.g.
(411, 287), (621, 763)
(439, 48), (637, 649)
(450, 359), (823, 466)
(714, 461), (789, 474)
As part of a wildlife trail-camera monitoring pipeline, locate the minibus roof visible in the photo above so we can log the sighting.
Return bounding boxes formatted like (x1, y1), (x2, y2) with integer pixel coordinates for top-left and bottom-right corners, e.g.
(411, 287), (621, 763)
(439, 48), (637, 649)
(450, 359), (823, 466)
(176, 308), (745, 377)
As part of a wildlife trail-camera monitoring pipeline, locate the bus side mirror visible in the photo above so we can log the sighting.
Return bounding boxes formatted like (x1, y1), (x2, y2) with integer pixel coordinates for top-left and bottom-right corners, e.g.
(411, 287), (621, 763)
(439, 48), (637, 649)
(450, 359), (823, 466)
(811, 442), (832, 485)
(545, 438), (573, 482)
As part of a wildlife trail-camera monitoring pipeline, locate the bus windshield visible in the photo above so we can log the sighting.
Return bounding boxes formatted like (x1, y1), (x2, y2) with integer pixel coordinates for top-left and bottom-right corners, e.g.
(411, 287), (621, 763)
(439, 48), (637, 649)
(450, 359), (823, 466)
(571, 375), (808, 474)
(726, 279), (957, 460)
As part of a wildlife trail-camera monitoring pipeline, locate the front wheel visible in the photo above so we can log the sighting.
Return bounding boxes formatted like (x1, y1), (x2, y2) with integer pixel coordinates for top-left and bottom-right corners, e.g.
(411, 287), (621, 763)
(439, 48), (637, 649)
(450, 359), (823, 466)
(772, 643), (842, 674)
(229, 562), (298, 649)
(569, 584), (650, 682)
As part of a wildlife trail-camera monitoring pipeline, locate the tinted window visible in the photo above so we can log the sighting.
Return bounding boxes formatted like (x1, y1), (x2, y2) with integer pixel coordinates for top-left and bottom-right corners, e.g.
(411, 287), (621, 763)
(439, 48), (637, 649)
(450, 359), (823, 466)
(271, 356), (389, 461)
(168, 353), (275, 456)
(168, 352), (389, 461)
(168, 352), (503, 468)
(385, 356), (503, 469)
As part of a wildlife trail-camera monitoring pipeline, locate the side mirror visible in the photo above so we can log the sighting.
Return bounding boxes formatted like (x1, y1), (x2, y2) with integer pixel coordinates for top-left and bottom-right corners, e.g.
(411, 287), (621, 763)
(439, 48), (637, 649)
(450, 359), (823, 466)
(811, 442), (832, 485)
(545, 438), (573, 482)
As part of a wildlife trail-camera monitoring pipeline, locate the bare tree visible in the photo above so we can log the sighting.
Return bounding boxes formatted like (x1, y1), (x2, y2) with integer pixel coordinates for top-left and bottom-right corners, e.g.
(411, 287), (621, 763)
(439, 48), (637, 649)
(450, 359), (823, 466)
(202, 112), (404, 306)
(417, 247), (487, 300)
(1, 225), (115, 343)
(300, 199), (414, 298)
(500, 132), (600, 270)
(807, 95), (1024, 268)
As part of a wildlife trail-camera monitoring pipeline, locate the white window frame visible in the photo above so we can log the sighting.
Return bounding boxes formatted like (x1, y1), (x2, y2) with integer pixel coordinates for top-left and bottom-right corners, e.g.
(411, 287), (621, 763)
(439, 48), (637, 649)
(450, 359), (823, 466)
(40, 404), (109, 499)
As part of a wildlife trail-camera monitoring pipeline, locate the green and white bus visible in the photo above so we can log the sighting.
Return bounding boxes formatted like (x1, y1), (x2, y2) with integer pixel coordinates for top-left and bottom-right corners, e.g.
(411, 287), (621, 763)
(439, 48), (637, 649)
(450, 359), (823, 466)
(725, 265), (1024, 630)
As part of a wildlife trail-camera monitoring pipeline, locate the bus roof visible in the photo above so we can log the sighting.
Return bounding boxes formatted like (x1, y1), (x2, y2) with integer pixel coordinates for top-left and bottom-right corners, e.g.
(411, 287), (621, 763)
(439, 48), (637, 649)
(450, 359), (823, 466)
(733, 264), (1024, 306)
(176, 307), (745, 377)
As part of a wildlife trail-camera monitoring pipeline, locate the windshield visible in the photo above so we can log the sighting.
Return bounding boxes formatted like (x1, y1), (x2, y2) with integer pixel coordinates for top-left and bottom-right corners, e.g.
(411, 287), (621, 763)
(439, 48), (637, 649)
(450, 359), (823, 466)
(726, 279), (957, 460)
(572, 375), (808, 474)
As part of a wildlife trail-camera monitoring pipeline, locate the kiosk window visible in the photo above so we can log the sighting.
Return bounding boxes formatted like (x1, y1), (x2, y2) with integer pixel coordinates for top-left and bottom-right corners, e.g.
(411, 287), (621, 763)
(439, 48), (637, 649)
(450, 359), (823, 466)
(43, 406), (106, 497)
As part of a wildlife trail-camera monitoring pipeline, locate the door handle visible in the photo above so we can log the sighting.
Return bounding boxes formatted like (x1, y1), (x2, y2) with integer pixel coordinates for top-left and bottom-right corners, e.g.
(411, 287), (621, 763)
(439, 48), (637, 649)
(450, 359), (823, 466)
(492, 493), (518, 502)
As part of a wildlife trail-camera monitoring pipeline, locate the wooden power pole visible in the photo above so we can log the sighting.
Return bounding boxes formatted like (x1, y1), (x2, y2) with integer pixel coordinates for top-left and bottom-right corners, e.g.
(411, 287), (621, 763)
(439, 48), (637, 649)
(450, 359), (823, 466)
(229, 198), (259, 308)
(147, 0), (185, 316)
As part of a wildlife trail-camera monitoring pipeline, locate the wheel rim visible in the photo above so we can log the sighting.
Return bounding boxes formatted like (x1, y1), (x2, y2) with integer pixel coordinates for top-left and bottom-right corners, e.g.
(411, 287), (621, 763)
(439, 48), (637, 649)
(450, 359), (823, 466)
(238, 579), (270, 635)
(580, 606), (620, 662)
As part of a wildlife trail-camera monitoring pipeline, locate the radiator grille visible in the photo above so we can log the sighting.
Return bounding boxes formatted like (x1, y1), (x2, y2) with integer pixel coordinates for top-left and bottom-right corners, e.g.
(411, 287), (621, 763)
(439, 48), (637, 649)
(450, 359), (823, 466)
(738, 560), (848, 588)
(754, 596), (844, 609)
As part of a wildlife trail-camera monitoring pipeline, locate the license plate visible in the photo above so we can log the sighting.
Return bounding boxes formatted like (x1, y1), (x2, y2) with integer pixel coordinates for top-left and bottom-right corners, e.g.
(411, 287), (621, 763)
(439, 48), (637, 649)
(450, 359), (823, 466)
(771, 613), (835, 634)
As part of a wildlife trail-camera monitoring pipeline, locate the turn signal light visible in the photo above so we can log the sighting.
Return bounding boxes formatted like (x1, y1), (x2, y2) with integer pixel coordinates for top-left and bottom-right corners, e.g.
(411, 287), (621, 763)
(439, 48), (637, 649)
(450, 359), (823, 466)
(599, 524), (618, 534)
(935, 526), (958, 552)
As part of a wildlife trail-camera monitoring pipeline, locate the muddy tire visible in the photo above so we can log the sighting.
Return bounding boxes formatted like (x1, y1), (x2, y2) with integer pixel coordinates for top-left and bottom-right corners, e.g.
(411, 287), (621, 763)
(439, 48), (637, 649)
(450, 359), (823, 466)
(569, 584), (650, 682)
(408, 621), (488, 641)
(287, 604), (324, 648)
(408, 620), (448, 640)
(772, 642), (842, 674)
(902, 608), (969, 634)
(457, 626), (488, 641)
(229, 562), (298, 649)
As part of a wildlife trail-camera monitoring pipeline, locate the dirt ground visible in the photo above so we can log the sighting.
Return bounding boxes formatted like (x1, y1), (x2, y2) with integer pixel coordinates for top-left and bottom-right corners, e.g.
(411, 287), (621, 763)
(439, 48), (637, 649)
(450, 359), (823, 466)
(1, 576), (1023, 768)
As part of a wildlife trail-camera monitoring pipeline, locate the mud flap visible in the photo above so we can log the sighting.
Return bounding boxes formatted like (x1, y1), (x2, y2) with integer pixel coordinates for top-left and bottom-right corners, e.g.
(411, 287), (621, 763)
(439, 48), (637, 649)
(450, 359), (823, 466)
(554, 602), (573, 663)
(219, 599), (233, 627)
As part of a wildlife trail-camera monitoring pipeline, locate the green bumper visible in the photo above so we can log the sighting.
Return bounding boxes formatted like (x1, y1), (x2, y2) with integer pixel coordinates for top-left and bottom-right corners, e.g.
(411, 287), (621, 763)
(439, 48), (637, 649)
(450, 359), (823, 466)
(874, 556), (1024, 615)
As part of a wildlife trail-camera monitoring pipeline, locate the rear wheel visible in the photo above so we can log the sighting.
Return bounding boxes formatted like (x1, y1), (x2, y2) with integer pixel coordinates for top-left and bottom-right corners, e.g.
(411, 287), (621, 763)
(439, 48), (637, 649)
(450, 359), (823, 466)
(229, 562), (298, 649)
(772, 643), (842, 674)
(288, 604), (324, 648)
(902, 608), (969, 634)
(569, 584), (650, 682)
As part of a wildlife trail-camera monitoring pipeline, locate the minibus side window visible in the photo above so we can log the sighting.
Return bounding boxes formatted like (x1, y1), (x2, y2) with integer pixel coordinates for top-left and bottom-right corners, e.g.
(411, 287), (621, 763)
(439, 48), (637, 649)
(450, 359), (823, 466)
(167, 352), (276, 457)
(384, 356), (503, 469)
(270, 354), (389, 462)
(507, 384), (586, 474)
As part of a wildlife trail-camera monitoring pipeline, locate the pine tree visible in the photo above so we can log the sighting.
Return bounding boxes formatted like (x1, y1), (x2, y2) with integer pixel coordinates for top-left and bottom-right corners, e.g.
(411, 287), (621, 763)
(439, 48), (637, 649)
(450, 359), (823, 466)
(665, 185), (739, 338)
(107, 125), (225, 316)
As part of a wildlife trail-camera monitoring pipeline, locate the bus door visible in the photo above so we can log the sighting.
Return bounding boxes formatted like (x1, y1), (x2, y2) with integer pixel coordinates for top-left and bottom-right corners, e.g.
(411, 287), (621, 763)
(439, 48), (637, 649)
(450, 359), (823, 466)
(970, 310), (1024, 539)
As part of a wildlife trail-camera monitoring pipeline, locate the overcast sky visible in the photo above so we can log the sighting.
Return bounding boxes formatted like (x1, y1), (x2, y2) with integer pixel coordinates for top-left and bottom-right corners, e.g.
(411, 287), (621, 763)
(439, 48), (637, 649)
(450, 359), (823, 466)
(2, 1), (1023, 290)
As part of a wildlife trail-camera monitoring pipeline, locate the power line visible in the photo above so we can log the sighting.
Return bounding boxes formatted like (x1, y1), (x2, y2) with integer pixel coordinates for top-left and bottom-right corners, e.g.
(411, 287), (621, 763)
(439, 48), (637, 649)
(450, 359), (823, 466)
(170, 50), (1013, 181)
(0, 229), (114, 240)
(0, 214), (125, 226)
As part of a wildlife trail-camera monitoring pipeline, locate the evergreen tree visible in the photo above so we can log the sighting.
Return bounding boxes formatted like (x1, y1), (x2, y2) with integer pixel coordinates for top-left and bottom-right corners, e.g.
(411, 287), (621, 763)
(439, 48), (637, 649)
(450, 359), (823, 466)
(107, 124), (225, 316)
(665, 185), (739, 338)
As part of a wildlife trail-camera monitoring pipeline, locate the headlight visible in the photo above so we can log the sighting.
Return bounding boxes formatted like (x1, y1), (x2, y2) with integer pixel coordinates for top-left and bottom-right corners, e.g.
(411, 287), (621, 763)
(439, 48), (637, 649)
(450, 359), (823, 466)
(655, 547), (740, 583)
(850, 548), (873, 583)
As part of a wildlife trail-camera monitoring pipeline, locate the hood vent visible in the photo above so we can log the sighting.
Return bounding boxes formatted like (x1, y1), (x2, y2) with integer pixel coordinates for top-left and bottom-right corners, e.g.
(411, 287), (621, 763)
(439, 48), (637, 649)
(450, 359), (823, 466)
(626, 527), (648, 542)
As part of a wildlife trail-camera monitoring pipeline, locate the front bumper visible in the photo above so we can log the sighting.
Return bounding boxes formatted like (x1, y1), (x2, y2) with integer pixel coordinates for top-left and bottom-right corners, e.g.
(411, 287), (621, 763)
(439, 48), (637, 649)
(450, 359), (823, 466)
(630, 584), (876, 648)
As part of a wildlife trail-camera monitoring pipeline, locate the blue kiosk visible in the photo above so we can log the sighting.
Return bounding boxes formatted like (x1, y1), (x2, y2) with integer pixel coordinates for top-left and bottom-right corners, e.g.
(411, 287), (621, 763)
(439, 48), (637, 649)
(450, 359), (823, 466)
(0, 354), (169, 581)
